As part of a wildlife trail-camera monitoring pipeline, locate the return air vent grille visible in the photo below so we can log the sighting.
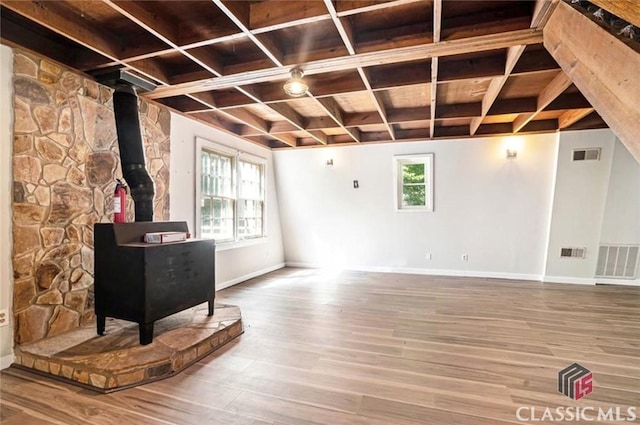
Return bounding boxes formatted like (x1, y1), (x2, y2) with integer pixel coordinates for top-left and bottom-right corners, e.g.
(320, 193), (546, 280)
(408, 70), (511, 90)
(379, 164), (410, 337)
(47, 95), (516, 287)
(572, 148), (601, 161)
(596, 245), (640, 279)
(560, 247), (586, 259)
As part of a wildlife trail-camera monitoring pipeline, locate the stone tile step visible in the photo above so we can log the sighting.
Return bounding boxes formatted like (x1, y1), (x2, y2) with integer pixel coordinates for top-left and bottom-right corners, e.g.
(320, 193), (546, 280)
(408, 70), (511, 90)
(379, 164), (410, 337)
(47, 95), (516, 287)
(11, 303), (243, 392)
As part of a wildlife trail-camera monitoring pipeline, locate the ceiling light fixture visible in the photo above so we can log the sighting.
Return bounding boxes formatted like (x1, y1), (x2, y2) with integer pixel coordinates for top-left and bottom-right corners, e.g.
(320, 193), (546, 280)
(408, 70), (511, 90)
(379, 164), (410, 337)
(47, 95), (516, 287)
(283, 68), (308, 97)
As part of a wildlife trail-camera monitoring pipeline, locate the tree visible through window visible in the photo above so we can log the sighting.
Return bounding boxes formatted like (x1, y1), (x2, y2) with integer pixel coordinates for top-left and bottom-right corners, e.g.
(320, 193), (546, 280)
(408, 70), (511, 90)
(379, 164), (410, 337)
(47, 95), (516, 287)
(394, 154), (433, 211)
(197, 138), (266, 243)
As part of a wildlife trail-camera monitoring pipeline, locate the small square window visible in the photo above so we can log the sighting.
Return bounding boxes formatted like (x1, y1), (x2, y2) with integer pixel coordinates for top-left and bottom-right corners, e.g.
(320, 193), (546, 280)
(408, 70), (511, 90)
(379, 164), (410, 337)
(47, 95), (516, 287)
(394, 154), (434, 212)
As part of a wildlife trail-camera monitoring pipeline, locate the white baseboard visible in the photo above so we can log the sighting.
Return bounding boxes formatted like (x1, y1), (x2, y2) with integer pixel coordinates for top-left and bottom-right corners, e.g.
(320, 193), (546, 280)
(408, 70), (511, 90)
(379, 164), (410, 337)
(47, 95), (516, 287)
(594, 277), (640, 286)
(542, 276), (596, 285)
(1, 353), (14, 370)
(285, 262), (541, 282)
(217, 263), (285, 291)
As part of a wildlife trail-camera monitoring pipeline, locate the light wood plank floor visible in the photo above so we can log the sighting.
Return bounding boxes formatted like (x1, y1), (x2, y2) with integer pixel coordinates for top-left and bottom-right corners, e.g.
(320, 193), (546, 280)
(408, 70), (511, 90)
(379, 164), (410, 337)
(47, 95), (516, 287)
(2, 268), (639, 424)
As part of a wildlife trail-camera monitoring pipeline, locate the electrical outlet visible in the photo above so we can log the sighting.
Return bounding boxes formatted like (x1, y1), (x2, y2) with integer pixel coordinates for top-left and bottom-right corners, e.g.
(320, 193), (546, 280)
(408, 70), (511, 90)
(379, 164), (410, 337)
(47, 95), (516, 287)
(462, 254), (469, 262)
(0, 309), (8, 327)
(425, 253), (432, 260)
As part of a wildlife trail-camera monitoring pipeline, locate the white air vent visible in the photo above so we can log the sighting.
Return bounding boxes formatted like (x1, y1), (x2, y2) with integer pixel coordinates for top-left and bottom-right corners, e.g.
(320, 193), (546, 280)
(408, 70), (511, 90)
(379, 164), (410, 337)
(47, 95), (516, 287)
(572, 148), (601, 161)
(596, 245), (640, 279)
(560, 247), (586, 259)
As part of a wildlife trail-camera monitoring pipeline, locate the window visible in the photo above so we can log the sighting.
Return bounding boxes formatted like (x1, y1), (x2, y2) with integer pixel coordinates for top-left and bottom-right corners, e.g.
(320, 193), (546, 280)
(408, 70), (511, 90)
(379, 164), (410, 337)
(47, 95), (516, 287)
(394, 154), (434, 211)
(196, 138), (266, 244)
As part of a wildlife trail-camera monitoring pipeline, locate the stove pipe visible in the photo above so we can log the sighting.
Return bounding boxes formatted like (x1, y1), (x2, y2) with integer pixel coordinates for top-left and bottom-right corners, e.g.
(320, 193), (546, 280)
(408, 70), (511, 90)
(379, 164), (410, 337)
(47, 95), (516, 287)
(112, 83), (155, 222)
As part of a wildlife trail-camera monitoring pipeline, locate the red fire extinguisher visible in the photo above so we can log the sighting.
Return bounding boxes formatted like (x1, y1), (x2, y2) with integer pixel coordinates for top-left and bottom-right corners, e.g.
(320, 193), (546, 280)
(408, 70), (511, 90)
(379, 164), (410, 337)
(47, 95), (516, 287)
(114, 179), (127, 223)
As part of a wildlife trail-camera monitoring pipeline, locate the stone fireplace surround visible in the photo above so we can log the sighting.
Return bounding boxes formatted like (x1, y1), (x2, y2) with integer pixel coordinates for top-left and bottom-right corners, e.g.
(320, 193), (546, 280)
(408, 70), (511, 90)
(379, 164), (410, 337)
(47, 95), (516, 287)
(11, 49), (171, 346)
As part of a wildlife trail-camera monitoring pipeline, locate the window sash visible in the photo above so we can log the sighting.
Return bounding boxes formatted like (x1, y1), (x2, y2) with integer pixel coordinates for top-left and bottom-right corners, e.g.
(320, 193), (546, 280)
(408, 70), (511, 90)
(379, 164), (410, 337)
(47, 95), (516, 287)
(394, 154), (434, 212)
(196, 138), (267, 243)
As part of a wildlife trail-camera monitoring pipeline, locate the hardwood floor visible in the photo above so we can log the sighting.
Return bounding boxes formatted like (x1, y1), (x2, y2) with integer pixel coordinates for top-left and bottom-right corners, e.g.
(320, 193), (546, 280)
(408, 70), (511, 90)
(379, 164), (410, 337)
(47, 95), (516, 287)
(2, 268), (639, 424)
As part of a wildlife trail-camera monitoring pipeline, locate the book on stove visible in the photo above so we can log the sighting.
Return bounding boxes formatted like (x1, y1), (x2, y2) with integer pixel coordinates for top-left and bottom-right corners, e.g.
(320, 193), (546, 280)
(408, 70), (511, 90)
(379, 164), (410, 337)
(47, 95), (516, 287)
(143, 231), (189, 244)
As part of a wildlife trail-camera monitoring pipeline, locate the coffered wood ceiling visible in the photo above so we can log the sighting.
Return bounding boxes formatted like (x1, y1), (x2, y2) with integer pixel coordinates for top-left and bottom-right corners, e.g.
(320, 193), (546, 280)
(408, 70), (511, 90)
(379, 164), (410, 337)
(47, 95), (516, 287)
(0, 0), (616, 149)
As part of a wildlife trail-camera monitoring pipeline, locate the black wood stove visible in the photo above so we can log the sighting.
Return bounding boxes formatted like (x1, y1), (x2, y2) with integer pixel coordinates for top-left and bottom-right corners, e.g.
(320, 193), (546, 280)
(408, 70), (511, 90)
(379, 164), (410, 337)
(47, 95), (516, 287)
(94, 221), (215, 345)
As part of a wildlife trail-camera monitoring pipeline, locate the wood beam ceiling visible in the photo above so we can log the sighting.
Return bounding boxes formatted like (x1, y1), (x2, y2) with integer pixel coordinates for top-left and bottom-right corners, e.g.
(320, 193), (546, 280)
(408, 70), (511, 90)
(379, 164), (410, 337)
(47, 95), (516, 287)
(1, 0), (616, 149)
(544, 0), (640, 162)
(470, 0), (560, 136)
(512, 71), (572, 133)
(429, 0), (442, 139)
(146, 29), (543, 99)
(589, 0), (640, 28)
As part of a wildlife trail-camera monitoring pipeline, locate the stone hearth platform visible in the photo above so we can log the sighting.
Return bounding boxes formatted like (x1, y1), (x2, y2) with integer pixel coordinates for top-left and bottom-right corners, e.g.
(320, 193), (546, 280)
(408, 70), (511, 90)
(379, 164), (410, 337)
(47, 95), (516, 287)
(12, 303), (242, 392)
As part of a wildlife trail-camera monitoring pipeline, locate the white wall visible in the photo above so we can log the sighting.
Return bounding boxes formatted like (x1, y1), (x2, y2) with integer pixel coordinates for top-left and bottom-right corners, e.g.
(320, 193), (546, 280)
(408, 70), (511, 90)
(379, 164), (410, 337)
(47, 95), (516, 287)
(544, 129), (616, 282)
(274, 134), (558, 280)
(600, 138), (640, 245)
(170, 113), (285, 288)
(0, 45), (14, 367)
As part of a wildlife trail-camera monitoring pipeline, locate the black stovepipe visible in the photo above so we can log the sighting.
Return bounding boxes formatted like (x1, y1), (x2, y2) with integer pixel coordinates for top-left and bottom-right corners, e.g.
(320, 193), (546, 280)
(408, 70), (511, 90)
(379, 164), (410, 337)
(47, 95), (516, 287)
(112, 83), (155, 222)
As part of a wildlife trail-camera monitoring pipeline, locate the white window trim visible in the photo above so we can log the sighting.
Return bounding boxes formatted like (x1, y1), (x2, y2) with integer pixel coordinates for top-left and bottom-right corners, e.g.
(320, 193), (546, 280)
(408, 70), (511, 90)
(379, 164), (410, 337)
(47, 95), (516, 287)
(195, 137), (268, 249)
(393, 153), (434, 212)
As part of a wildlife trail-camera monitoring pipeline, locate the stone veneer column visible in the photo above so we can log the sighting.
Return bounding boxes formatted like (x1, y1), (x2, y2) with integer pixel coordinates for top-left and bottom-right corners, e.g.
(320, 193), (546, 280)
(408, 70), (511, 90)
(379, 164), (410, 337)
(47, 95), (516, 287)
(11, 50), (171, 345)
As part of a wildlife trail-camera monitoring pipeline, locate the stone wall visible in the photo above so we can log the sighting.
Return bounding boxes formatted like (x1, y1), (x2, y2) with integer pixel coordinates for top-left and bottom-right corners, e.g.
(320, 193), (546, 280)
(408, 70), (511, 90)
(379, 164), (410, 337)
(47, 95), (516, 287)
(11, 50), (171, 345)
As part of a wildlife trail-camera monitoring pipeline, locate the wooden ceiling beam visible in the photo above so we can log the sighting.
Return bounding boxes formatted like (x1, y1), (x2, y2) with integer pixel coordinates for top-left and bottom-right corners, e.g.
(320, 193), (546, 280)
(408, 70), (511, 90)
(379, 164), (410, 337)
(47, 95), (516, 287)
(102, 0), (228, 82)
(0, 1), (178, 85)
(170, 70), (216, 86)
(102, 0), (179, 44)
(250, 0), (331, 33)
(77, 47), (174, 72)
(371, 80), (396, 140)
(469, 0), (559, 136)
(545, 0), (640, 161)
(469, 45), (525, 135)
(429, 0), (442, 139)
(325, 0), (394, 140)
(125, 58), (171, 85)
(355, 23), (431, 54)
(558, 108), (595, 129)
(0, 13), (94, 70)
(269, 102), (327, 145)
(213, 91), (255, 109)
(336, 0), (425, 17)
(315, 96), (361, 143)
(487, 93), (590, 116)
(212, 0), (284, 67)
(511, 47), (560, 75)
(546, 92), (592, 111)
(146, 28), (543, 99)
(531, 0), (561, 29)
(437, 103), (481, 119)
(367, 61), (430, 89)
(2, 1), (122, 61)
(188, 92), (218, 109)
(388, 107), (430, 124)
(441, 15), (531, 42)
(589, 0), (640, 28)
(439, 53), (505, 82)
(512, 70), (571, 133)
(190, 111), (240, 134)
(187, 49), (224, 76)
(343, 112), (384, 127)
(269, 121), (300, 134)
(306, 116), (341, 131)
(160, 96), (209, 113)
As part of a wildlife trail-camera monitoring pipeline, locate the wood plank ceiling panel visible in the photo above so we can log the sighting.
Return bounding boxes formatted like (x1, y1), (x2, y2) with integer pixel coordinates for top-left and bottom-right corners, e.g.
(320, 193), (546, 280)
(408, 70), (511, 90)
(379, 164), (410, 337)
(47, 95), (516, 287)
(0, 0), (618, 148)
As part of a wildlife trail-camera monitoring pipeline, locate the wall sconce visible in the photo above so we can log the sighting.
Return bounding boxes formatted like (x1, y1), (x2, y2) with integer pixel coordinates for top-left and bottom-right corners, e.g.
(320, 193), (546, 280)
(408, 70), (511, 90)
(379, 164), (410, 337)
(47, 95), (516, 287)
(326, 158), (334, 167)
(506, 149), (518, 159)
